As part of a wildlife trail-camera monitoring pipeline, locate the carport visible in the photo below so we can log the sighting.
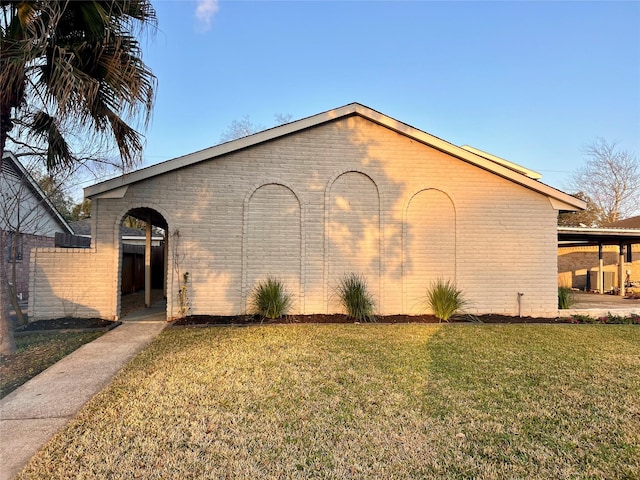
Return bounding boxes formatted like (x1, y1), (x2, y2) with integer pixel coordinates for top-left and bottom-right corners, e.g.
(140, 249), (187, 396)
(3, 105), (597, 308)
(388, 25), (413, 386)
(558, 226), (640, 295)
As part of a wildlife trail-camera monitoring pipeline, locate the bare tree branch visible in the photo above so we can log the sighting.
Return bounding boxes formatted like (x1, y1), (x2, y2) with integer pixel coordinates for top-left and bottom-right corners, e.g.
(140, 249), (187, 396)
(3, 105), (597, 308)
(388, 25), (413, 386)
(567, 138), (640, 225)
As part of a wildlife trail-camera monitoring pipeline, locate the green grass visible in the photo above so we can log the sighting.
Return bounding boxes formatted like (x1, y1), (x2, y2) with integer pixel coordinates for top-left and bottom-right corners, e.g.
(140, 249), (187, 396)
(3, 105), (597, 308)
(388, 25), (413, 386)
(18, 325), (640, 479)
(0, 332), (103, 398)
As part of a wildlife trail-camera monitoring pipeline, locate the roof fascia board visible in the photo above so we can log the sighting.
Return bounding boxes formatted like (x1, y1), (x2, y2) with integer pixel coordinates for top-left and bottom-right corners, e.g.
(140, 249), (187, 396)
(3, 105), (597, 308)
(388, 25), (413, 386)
(2, 152), (74, 234)
(549, 197), (586, 211)
(460, 145), (542, 179)
(558, 226), (640, 235)
(85, 104), (361, 198)
(91, 185), (129, 199)
(84, 103), (585, 210)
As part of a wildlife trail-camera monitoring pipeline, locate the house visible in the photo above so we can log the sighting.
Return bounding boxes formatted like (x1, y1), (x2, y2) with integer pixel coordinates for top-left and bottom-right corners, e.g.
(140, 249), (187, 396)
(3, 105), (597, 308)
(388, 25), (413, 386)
(1, 152), (74, 302)
(28, 103), (585, 321)
(558, 215), (640, 293)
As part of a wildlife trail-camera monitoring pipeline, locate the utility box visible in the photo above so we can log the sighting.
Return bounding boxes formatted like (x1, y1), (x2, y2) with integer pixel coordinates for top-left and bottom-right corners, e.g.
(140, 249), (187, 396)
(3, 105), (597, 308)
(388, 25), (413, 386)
(587, 271), (615, 292)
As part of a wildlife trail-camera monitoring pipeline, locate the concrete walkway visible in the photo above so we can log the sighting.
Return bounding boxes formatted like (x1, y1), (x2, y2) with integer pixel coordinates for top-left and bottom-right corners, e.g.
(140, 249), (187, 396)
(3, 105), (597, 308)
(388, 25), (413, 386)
(0, 305), (167, 480)
(561, 291), (640, 318)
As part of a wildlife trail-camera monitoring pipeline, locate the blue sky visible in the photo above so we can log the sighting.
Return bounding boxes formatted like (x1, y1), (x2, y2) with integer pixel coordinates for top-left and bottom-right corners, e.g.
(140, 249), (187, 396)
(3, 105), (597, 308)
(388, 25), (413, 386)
(138, 0), (639, 192)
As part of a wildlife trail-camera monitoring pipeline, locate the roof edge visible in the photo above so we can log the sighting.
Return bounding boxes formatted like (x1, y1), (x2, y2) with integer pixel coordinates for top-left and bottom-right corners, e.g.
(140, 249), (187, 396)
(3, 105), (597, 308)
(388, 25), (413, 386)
(558, 226), (640, 234)
(84, 103), (585, 210)
(2, 151), (74, 234)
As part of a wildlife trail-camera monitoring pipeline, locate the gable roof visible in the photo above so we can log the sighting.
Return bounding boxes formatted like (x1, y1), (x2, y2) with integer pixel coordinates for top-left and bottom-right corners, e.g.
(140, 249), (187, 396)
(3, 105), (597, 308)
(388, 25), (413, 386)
(84, 103), (586, 211)
(1, 151), (73, 234)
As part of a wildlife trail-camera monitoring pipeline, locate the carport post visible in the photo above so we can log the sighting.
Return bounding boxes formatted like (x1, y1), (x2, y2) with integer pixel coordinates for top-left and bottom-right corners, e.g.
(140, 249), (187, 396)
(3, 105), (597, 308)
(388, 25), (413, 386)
(619, 242), (625, 297)
(145, 216), (152, 307)
(598, 242), (603, 294)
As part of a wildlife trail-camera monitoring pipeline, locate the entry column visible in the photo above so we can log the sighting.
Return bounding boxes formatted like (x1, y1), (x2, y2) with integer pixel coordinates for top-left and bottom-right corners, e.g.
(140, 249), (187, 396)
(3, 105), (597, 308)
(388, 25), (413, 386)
(145, 216), (152, 307)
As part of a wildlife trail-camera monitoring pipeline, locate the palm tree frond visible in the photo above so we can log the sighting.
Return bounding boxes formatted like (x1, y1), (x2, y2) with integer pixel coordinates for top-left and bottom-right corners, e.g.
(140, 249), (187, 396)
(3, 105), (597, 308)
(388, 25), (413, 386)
(29, 110), (73, 171)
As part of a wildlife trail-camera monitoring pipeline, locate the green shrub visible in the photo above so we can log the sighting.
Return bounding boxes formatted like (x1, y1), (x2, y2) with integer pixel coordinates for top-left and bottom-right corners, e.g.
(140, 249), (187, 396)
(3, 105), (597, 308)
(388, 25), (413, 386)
(336, 273), (376, 322)
(558, 286), (574, 309)
(250, 277), (292, 320)
(603, 312), (633, 324)
(425, 279), (468, 322)
(564, 313), (640, 324)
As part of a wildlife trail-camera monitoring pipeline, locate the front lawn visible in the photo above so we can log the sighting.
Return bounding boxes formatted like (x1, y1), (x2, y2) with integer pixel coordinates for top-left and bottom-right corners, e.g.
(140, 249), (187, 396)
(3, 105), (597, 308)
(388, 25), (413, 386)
(18, 325), (640, 479)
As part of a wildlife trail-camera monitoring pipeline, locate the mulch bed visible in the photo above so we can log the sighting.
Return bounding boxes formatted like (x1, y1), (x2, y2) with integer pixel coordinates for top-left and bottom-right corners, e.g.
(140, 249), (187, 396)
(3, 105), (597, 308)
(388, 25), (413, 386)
(172, 313), (562, 326)
(16, 317), (120, 333)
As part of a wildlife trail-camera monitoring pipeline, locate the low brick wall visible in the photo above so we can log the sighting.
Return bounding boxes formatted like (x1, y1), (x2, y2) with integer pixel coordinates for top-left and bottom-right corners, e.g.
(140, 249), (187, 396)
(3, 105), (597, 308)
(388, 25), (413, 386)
(28, 247), (116, 321)
(3, 231), (54, 302)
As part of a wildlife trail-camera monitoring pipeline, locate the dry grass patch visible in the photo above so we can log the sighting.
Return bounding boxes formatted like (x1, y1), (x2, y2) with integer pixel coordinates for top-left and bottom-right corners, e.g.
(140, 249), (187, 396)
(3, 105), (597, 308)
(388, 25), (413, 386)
(19, 325), (640, 479)
(0, 331), (103, 398)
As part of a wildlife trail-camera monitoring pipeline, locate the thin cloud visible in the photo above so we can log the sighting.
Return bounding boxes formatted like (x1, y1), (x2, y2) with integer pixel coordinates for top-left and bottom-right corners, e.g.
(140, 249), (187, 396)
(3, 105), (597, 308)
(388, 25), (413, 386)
(195, 0), (219, 32)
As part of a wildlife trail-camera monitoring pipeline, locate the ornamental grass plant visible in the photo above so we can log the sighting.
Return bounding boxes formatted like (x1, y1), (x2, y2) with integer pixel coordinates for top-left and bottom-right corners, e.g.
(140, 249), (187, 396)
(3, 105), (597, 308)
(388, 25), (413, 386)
(425, 278), (468, 322)
(249, 277), (292, 320)
(336, 273), (376, 322)
(558, 286), (574, 309)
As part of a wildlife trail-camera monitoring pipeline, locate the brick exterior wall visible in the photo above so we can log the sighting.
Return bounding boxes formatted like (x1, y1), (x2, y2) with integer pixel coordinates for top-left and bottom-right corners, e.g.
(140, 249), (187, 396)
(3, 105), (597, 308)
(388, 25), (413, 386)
(2, 231), (54, 301)
(558, 244), (640, 290)
(30, 116), (561, 320)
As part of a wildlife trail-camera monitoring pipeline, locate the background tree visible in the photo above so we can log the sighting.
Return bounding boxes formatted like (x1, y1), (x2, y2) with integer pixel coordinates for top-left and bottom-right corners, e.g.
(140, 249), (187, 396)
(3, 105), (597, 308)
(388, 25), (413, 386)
(219, 113), (293, 143)
(557, 192), (603, 227)
(0, 0), (157, 354)
(219, 115), (265, 143)
(565, 138), (640, 226)
(70, 199), (92, 221)
(34, 171), (74, 221)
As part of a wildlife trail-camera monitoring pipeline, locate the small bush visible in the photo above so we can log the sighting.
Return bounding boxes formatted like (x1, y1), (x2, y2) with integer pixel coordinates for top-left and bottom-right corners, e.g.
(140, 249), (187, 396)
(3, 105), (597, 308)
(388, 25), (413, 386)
(564, 313), (640, 325)
(558, 286), (574, 309)
(603, 312), (636, 325)
(336, 273), (376, 322)
(425, 279), (468, 322)
(250, 277), (292, 320)
(570, 314), (597, 324)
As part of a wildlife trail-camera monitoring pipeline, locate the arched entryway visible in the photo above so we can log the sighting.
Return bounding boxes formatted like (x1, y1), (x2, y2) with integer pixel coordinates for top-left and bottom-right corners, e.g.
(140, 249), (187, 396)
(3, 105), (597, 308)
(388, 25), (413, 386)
(117, 207), (168, 318)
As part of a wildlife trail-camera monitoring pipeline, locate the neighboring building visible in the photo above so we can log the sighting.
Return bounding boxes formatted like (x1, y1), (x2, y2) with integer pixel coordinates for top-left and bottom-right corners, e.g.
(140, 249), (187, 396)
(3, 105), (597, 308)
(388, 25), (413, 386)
(1, 152), (73, 301)
(69, 218), (164, 247)
(558, 215), (640, 292)
(29, 103), (585, 321)
(68, 218), (165, 294)
(604, 216), (640, 230)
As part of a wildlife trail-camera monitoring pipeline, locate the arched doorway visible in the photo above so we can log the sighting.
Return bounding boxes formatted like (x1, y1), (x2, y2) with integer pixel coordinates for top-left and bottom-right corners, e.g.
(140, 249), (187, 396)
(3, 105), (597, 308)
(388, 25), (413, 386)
(118, 207), (168, 318)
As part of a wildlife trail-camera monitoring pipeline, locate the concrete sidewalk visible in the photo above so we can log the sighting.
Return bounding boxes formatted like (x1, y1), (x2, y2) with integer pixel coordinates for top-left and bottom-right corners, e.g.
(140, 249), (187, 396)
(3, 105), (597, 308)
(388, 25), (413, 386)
(561, 291), (640, 318)
(0, 307), (167, 480)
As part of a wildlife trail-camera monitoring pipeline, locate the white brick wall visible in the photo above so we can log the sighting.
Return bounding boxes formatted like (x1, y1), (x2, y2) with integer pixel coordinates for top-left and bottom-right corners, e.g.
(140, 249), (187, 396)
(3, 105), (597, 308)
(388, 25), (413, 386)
(30, 116), (560, 320)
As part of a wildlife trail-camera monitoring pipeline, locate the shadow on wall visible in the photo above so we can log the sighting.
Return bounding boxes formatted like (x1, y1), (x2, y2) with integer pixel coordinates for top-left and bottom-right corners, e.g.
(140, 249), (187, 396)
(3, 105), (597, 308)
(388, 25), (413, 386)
(29, 271), (102, 321)
(30, 114), (560, 318)
(122, 116), (526, 316)
(156, 117), (422, 316)
(28, 246), (114, 321)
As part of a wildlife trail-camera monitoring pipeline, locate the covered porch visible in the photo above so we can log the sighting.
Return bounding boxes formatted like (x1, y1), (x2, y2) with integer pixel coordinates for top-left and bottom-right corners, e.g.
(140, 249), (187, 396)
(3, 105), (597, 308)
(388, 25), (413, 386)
(558, 226), (640, 296)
